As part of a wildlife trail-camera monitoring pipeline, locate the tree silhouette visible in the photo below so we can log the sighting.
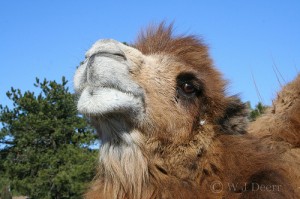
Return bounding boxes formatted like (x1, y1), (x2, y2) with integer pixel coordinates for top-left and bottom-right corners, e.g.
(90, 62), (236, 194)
(0, 77), (98, 199)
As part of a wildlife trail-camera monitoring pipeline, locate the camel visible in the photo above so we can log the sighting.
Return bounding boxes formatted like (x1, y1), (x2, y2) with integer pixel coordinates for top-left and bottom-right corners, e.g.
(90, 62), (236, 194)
(74, 23), (300, 199)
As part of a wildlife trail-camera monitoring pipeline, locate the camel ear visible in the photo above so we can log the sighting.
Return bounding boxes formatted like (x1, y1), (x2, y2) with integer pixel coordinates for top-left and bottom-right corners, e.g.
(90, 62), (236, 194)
(218, 96), (249, 135)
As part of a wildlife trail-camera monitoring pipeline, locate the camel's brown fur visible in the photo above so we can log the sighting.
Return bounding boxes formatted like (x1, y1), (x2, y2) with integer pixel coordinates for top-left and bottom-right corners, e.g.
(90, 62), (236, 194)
(83, 23), (300, 199)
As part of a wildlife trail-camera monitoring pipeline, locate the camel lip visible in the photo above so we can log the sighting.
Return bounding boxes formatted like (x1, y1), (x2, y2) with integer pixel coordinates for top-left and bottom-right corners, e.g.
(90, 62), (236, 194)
(84, 85), (135, 97)
(77, 86), (144, 118)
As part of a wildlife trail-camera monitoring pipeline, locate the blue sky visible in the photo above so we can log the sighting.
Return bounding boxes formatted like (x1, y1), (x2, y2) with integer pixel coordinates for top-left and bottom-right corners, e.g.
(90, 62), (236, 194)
(1, 1), (299, 108)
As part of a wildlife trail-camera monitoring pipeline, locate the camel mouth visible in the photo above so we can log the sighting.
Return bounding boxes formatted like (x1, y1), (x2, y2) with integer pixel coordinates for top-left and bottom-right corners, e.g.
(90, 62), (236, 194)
(74, 39), (147, 140)
(77, 86), (144, 119)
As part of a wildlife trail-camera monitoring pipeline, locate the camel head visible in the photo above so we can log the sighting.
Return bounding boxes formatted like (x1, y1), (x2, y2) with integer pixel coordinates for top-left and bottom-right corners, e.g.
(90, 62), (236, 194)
(75, 24), (247, 143)
(74, 24), (249, 198)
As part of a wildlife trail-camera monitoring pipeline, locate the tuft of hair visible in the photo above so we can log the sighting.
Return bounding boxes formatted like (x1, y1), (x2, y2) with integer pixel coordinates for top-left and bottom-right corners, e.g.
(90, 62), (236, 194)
(218, 96), (249, 134)
(135, 22), (229, 121)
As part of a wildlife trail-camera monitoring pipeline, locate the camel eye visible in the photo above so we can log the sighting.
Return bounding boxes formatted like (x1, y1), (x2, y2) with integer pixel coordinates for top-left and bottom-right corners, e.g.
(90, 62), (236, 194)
(181, 83), (196, 94)
(176, 72), (204, 99)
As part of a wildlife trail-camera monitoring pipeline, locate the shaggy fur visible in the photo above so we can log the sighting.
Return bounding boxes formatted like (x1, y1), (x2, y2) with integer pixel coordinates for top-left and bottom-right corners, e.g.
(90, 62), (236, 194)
(74, 23), (300, 199)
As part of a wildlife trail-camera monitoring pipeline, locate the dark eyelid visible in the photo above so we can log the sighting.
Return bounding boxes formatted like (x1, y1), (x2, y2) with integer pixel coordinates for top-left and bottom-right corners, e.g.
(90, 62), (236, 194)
(177, 73), (201, 90)
(176, 73), (196, 82)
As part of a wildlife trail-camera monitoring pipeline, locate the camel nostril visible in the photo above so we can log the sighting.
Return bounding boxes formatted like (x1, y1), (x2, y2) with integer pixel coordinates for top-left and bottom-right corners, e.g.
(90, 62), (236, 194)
(95, 52), (126, 62)
(85, 39), (126, 59)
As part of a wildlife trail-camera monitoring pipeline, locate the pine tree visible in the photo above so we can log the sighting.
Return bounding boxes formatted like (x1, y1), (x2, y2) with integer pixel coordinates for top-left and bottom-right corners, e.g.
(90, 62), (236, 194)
(0, 77), (98, 199)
